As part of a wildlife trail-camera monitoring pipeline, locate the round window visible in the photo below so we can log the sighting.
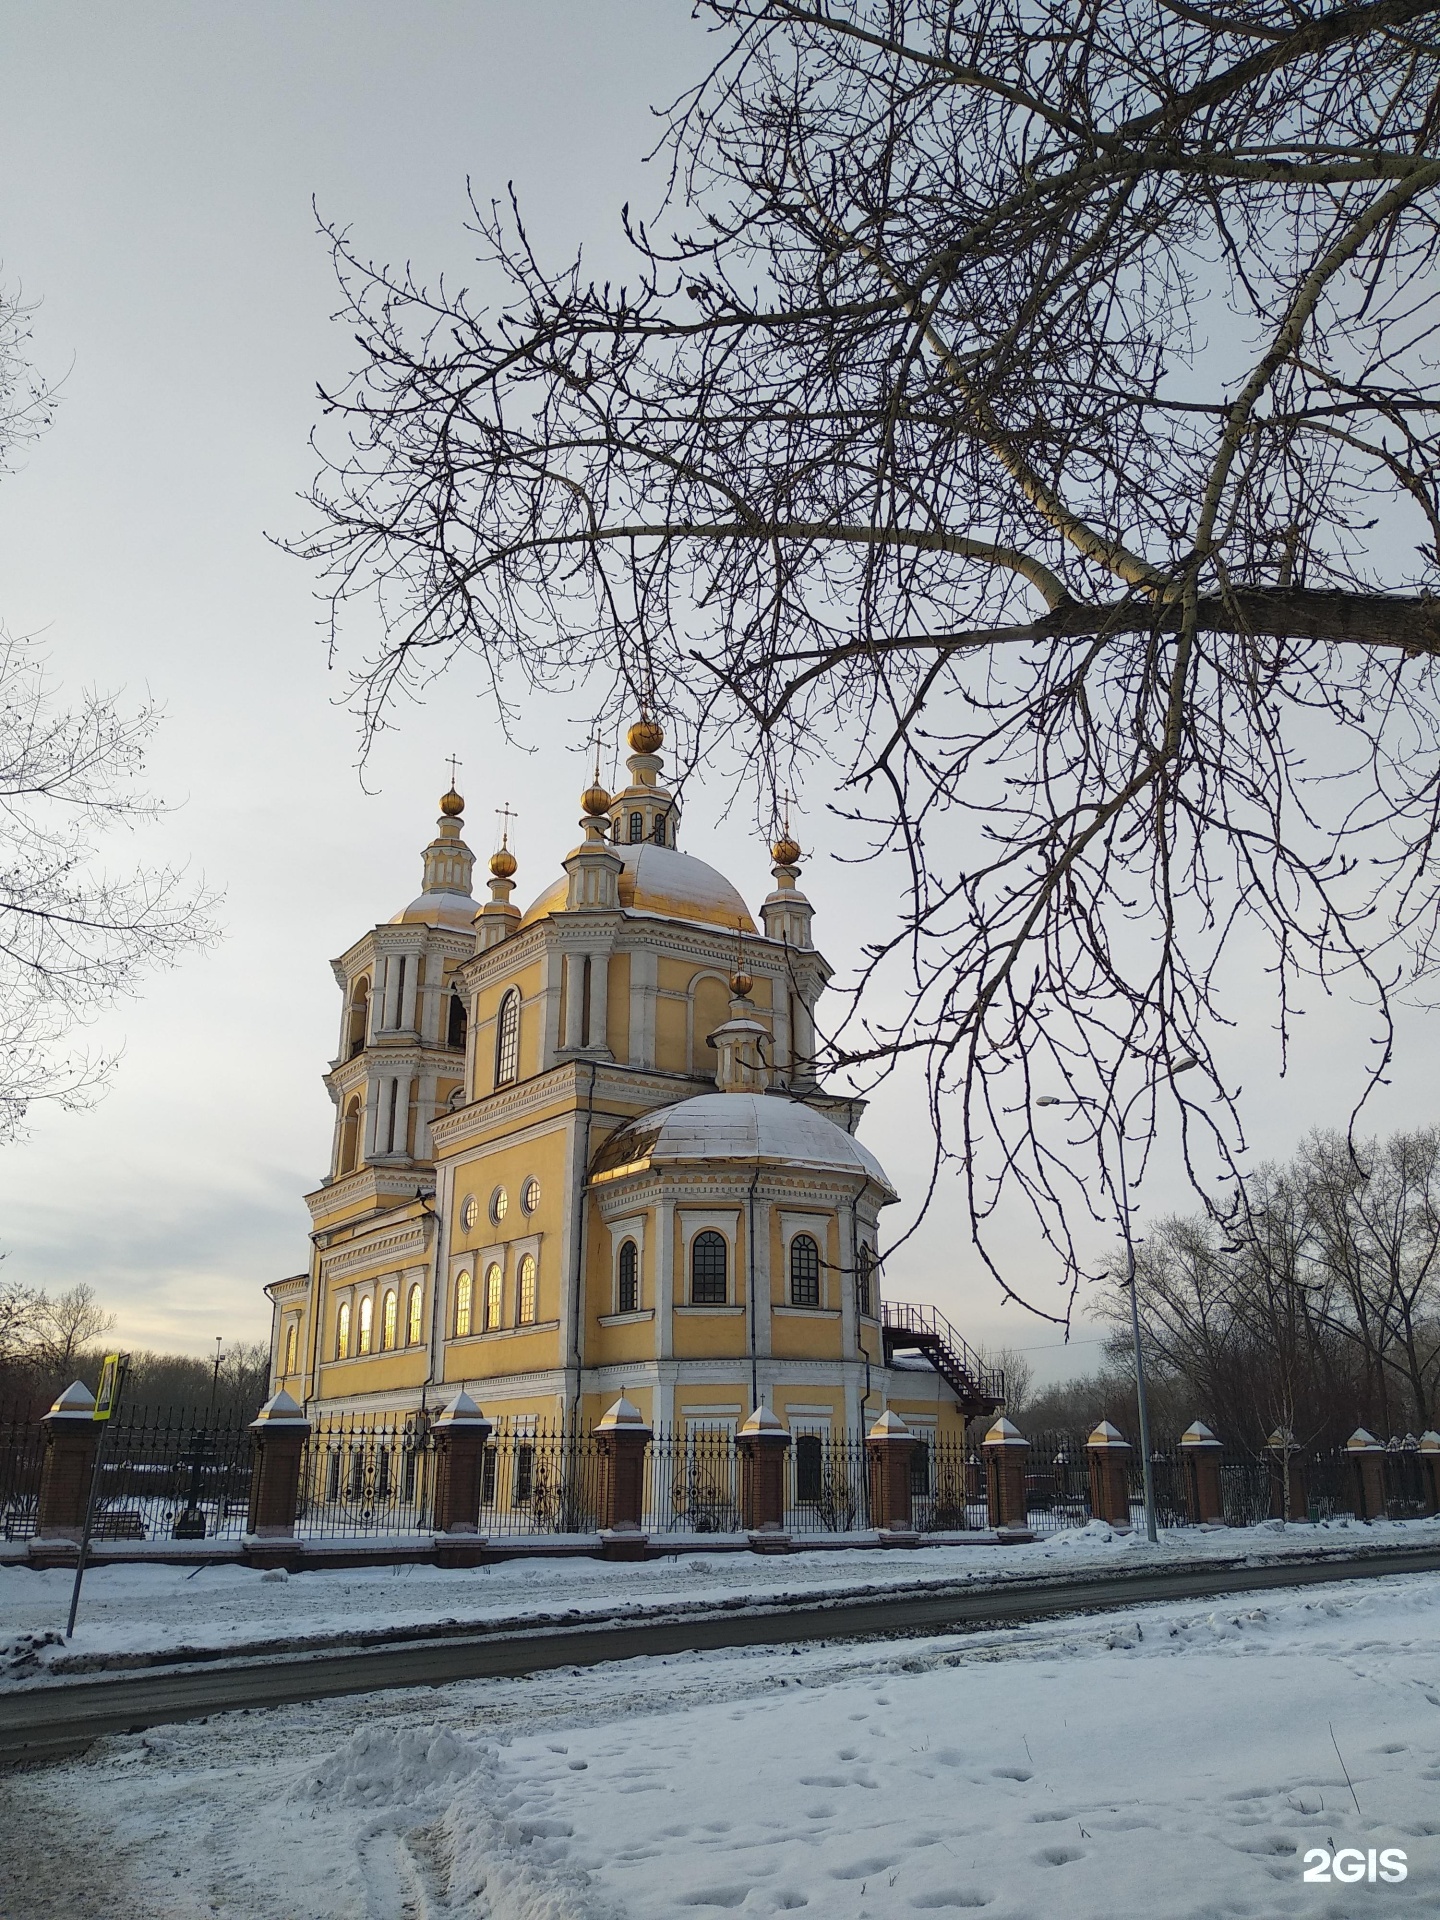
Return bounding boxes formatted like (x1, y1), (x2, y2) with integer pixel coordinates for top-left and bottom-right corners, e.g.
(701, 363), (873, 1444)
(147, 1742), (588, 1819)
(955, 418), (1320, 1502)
(490, 1186), (509, 1225)
(521, 1176), (540, 1214)
(461, 1195), (478, 1232)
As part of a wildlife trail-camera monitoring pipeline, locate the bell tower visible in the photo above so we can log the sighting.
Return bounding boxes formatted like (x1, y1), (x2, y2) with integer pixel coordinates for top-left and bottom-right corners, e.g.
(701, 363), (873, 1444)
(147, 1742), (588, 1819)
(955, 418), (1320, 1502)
(325, 784), (480, 1184)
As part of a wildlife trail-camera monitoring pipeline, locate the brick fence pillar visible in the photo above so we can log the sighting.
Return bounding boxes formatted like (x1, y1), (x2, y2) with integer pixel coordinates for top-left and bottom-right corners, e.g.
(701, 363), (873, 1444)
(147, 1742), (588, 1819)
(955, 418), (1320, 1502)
(737, 1405), (790, 1536)
(36, 1381), (100, 1542)
(1347, 1428), (1386, 1522)
(1266, 1428), (1308, 1521)
(1180, 1420), (1226, 1525)
(1420, 1431), (1440, 1516)
(246, 1389), (312, 1538)
(983, 1416), (1030, 1531)
(867, 1409), (922, 1535)
(430, 1391), (493, 1535)
(594, 1396), (651, 1556)
(1087, 1421), (1133, 1528)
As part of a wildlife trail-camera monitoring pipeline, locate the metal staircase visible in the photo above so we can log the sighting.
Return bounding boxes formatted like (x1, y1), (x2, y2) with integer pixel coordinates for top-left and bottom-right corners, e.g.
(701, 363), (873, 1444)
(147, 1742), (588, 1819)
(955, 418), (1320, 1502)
(882, 1302), (1006, 1419)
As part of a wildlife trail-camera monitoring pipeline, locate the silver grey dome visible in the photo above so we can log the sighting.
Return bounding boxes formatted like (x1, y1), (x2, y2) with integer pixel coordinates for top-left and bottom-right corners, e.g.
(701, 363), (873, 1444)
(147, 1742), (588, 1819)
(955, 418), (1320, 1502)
(591, 1091), (895, 1197)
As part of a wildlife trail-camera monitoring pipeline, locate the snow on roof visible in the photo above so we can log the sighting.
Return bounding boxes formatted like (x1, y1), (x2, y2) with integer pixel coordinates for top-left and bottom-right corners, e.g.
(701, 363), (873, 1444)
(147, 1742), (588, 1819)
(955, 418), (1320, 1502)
(591, 1091), (895, 1196)
(390, 889), (478, 930)
(520, 841), (757, 934)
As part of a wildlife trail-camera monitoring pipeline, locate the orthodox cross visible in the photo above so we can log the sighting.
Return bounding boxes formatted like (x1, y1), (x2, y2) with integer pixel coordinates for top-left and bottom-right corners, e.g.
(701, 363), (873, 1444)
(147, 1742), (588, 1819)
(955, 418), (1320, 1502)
(495, 802), (518, 849)
(446, 753), (462, 789)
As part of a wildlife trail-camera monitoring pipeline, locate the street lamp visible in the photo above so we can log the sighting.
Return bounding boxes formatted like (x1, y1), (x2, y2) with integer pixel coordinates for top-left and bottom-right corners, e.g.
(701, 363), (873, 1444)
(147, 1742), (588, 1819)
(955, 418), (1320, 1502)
(1038, 1059), (1197, 1544)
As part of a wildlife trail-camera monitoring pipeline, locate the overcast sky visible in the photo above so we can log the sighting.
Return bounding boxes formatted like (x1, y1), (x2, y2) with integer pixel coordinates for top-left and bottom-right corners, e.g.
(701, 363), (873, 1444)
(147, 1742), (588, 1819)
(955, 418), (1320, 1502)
(1, 3), (1434, 1388)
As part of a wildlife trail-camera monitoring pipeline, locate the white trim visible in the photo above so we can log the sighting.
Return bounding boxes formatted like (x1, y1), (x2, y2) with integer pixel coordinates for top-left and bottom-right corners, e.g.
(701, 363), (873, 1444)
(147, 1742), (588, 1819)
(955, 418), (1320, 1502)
(598, 1308), (655, 1327)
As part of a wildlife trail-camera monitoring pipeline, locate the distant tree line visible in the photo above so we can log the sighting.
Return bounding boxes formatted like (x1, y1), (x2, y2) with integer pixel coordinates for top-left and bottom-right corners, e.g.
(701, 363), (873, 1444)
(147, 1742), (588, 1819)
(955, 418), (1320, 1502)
(1008, 1130), (1440, 1452)
(0, 1279), (267, 1424)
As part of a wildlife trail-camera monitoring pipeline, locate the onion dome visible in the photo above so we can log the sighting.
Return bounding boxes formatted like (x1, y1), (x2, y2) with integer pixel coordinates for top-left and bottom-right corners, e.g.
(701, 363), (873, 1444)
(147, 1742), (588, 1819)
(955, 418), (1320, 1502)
(730, 968), (753, 999)
(440, 787), (465, 818)
(771, 833), (802, 866)
(490, 845), (517, 880)
(628, 716), (664, 754)
(581, 781), (612, 817)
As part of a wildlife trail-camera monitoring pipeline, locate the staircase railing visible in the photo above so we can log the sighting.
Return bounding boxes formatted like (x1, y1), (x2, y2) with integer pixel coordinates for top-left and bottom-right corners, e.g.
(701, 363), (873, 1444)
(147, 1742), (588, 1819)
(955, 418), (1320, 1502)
(882, 1300), (1006, 1405)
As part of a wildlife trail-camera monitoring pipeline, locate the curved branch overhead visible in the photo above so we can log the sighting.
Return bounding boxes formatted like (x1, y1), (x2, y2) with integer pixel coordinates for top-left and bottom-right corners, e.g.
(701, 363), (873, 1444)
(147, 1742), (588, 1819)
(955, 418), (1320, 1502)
(294, 0), (1440, 1318)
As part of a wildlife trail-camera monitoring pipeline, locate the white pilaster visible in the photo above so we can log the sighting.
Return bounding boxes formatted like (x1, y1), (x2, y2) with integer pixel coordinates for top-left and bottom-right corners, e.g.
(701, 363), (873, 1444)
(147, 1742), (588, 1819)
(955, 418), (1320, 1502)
(653, 1195), (675, 1362)
(589, 948), (610, 1053)
(563, 949), (586, 1050)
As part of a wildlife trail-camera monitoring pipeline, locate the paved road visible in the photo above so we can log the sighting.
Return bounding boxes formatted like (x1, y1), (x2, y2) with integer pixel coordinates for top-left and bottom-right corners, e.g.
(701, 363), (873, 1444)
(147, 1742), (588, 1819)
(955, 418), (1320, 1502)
(5, 1544), (1438, 1764)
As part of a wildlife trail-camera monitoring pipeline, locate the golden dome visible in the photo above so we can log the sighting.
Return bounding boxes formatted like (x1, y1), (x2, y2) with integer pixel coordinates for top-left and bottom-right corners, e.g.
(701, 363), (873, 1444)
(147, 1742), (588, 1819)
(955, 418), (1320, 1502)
(581, 781), (612, 817)
(628, 717), (664, 754)
(490, 846), (517, 879)
(730, 969), (753, 999)
(520, 843), (757, 934)
(771, 834), (802, 866)
(440, 787), (465, 818)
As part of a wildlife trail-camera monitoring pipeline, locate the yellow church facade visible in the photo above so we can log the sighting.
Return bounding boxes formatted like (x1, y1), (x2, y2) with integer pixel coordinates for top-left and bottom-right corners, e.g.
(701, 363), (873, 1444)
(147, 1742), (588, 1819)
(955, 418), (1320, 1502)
(265, 723), (1001, 1448)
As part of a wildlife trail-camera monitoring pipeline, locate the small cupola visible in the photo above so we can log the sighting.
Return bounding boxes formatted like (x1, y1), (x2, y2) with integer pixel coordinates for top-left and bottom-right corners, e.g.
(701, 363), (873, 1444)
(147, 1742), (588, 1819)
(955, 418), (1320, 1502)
(608, 716), (681, 849)
(707, 969), (773, 1093)
(391, 783), (479, 929)
(761, 821), (814, 950)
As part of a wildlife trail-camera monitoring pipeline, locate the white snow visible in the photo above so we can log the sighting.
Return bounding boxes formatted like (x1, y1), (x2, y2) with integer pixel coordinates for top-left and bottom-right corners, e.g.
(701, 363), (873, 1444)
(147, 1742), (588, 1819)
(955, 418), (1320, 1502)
(4, 1567), (1439, 1918)
(4, 1513), (1439, 1681)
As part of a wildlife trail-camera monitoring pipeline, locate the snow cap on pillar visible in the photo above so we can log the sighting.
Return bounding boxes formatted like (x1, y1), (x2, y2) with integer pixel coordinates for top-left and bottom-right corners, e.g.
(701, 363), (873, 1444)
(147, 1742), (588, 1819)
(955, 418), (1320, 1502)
(1087, 1419), (1130, 1449)
(1180, 1421), (1222, 1449)
(597, 1394), (649, 1431)
(867, 1408), (911, 1440)
(46, 1380), (96, 1418)
(434, 1390), (489, 1426)
(741, 1404), (786, 1435)
(1346, 1427), (1383, 1452)
(250, 1388), (310, 1428)
(984, 1416), (1029, 1448)
(1420, 1431), (1440, 1454)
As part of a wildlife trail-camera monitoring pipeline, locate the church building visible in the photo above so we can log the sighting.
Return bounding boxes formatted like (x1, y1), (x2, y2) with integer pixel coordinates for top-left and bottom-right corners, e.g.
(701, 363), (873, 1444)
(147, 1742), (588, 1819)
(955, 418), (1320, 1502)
(265, 721), (1000, 1445)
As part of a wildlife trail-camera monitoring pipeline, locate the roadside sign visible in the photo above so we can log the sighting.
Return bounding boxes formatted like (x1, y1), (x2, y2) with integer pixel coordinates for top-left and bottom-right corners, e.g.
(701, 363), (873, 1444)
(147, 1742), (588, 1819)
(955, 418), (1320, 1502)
(94, 1353), (122, 1421)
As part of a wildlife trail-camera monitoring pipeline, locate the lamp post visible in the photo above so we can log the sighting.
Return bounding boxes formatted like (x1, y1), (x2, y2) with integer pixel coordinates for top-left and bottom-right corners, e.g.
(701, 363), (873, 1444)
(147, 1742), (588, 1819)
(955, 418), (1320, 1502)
(207, 1336), (223, 1429)
(1038, 1061), (1196, 1545)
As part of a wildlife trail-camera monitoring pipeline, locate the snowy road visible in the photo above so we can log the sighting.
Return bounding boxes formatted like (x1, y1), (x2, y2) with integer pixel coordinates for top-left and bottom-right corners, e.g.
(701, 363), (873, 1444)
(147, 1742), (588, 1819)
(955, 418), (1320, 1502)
(2, 1569), (1438, 1920)
(6, 1544), (1440, 1764)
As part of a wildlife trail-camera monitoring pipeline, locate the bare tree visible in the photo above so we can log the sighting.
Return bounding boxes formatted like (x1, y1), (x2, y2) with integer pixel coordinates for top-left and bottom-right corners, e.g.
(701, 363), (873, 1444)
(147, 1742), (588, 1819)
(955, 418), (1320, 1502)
(26, 1282), (116, 1379)
(296, 1), (1440, 1314)
(1109, 1127), (1440, 1443)
(0, 284), (219, 1143)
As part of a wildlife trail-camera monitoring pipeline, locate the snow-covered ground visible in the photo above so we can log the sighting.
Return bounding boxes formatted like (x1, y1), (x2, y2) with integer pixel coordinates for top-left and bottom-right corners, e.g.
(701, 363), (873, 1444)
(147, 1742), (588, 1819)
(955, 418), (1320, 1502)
(3, 1568), (1438, 1919)
(6, 1513), (1439, 1680)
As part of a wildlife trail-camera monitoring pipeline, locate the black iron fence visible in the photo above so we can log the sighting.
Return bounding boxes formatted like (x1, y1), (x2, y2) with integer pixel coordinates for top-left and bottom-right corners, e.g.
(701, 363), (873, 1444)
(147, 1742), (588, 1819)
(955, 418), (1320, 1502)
(0, 1403), (252, 1541)
(3, 1403), (1435, 1543)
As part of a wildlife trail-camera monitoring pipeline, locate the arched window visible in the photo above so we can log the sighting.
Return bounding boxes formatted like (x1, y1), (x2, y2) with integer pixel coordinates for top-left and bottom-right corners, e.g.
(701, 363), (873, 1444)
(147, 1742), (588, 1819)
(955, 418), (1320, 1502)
(447, 991), (468, 1051)
(381, 1288), (398, 1351)
(405, 1283), (424, 1346)
(690, 1230), (728, 1305)
(795, 1433), (823, 1503)
(357, 1294), (374, 1356)
(617, 1238), (639, 1314)
(346, 977), (370, 1059)
(691, 974), (731, 1075)
(856, 1245), (875, 1319)
(283, 1321), (297, 1376)
(336, 1299), (351, 1360)
(628, 810), (644, 842)
(485, 1262), (504, 1330)
(454, 1270), (473, 1338)
(338, 1096), (361, 1177)
(652, 811), (667, 846)
(789, 1233), (822, 1308)
(517, 1254), (538, 1325)
(495, 988), (520, 1086)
